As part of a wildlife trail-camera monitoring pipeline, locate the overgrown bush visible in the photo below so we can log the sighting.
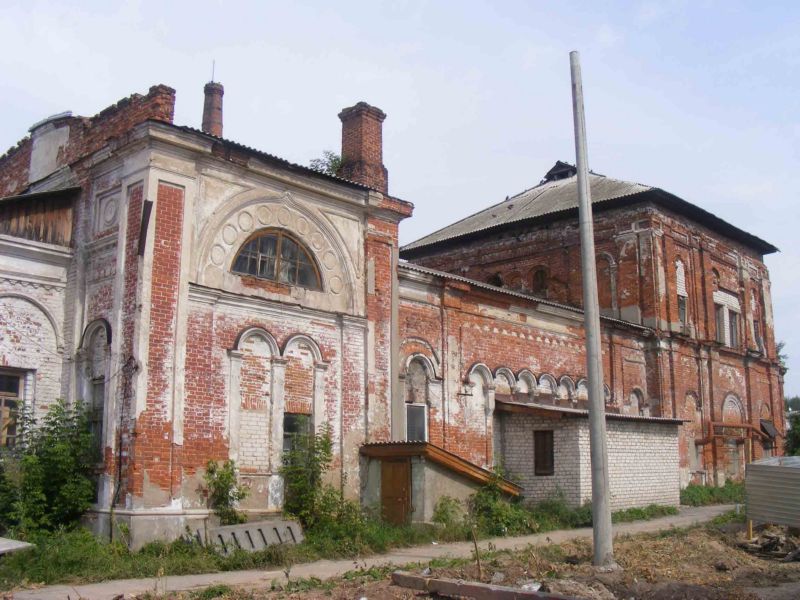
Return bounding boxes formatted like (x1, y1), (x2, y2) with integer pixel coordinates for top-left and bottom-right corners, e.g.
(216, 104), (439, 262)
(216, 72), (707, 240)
(280, 420), (333, 528)
(204, 460), (249, 525)
(468, 475), (537, 536)
(0, 400), (97, 536)
(680, 481), (745, 506)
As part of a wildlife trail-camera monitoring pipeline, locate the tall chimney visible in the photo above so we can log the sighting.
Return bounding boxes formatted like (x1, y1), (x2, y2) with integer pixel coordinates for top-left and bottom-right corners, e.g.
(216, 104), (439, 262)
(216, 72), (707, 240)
(338, 102), (388, 193)
(202, 81), (224, 137)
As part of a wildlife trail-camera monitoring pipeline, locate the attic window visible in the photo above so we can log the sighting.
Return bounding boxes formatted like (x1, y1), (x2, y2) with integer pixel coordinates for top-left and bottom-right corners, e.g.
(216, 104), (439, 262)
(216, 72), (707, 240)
(232, 229), (321, 290)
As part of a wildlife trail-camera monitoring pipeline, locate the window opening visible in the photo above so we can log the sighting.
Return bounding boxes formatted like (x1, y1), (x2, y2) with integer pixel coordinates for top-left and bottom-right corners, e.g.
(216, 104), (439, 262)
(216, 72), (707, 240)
(232, 230), (321, 290)
(406, 404), (427, 442)
(0, 371), (21, 447)
(283, 413), (310, 455)
(534, 430), (554, 476)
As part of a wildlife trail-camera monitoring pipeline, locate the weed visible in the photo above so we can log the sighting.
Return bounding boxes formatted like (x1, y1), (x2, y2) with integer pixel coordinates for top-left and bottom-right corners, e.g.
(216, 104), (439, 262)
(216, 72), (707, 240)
(680, 481), (744, 506)
(192, 584), (234, 599)
(203, 460), (248, 525)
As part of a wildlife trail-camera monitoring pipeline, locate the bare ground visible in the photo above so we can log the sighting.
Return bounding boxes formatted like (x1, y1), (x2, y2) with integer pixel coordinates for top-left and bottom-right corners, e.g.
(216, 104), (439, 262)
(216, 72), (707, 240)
(140, 522), (800, 600)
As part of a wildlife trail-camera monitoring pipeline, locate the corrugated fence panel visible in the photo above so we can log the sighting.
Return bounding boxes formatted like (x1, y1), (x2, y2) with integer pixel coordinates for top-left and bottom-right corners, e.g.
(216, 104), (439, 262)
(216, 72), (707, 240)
(745, 456), (800, 527)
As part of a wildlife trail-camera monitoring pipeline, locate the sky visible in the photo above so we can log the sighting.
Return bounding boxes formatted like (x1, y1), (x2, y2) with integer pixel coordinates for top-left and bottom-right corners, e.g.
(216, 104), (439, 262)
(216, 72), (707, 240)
(1, 0), (798, 395)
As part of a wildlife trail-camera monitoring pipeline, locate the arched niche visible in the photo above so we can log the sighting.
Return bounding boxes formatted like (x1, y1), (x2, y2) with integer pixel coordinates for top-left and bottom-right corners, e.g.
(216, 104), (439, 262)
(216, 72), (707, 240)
(537, 374), (557, 404)
(196, 190), (357, 313)
(557, 376), (575, 405)
(516, 370), (537, 402)
(722, 394), (745, 424)
(493, 367), (516, 399)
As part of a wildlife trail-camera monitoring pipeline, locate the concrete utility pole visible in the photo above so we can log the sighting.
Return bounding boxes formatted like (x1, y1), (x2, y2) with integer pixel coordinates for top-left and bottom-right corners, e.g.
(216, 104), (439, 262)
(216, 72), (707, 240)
(569, 50), (615, 567)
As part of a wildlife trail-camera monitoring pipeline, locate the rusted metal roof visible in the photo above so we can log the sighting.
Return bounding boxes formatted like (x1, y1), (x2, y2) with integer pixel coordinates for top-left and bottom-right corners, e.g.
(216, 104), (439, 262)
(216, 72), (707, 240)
(401, 164), (778, 255)
(360, 441), (522, 495)
(496, 398), (686, 424)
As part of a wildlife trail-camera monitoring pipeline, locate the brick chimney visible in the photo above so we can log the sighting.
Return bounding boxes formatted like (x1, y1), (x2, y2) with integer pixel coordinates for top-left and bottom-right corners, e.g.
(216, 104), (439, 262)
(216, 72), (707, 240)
(202, 81), (224, 137)
(338, 102), (388, 193)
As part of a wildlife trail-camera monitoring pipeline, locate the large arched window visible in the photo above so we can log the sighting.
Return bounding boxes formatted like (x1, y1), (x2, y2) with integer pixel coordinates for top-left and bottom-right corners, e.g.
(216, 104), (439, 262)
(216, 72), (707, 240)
(232, 229), (321, 290)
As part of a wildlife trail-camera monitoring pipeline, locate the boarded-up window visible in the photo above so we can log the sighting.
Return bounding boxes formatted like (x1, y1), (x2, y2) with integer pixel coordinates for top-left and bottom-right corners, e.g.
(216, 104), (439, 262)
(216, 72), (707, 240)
(534, 430), (554, 476)
(676, 259), (687, 297)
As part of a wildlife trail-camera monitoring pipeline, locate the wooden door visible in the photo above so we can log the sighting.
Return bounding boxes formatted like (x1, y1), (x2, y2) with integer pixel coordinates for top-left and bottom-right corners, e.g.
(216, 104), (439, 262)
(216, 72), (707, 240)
(381, 459), (411, 525)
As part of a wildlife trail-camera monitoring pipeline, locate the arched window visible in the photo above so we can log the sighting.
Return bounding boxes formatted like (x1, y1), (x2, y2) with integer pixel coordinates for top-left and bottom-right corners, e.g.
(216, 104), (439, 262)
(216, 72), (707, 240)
(405, 358), (429, 441)
(676, 259), (688, 330)
(232, 229), (321, 290)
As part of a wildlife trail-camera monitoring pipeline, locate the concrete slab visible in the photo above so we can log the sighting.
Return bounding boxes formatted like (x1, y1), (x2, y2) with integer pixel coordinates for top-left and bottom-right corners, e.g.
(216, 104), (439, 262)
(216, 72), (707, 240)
(0, 537), (33, 555)
(12, 505), (733, 600)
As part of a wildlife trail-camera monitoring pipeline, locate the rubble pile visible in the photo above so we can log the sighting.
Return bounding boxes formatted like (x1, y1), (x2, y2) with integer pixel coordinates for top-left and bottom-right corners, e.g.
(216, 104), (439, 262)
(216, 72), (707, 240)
(738, 526), (800, 562)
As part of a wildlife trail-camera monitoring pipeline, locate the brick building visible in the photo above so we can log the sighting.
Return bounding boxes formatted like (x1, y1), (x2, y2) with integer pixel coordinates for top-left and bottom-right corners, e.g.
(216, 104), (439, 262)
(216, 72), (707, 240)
(0, 82), (784, 544)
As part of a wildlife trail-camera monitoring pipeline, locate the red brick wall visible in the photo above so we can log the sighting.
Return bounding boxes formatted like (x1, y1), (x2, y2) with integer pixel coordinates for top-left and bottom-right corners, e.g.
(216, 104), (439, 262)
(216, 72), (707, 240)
(130, 182), (185, 500)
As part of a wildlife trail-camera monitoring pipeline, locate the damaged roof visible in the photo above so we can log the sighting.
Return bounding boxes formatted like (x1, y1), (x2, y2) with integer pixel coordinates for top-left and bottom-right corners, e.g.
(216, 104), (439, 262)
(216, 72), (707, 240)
(401, 162), (778, 256)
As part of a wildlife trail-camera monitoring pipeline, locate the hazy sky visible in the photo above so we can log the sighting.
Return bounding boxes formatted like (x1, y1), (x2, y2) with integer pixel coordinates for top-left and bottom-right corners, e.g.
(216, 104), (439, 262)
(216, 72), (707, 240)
(2, 1), (798, 395)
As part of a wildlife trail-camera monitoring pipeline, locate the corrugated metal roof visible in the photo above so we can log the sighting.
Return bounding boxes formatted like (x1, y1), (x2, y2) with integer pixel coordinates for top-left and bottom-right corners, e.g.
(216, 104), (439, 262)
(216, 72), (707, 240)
(403, 172), (651, 251)
(154, 120), (374, 192)
(496, 398), (685, 424)
(399, 261), (655, 333)
(401, 165), (778, 255)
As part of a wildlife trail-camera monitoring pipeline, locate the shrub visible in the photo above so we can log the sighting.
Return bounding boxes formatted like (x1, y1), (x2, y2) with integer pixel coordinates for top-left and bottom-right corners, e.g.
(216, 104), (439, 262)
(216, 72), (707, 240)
(785, 413), (800, 456)
(432, 495), (464, 528)
(680, 481), (745, 506)
(0, 400), (97, 536)
(280, 420), (333, 528)
(468, 476), (536, 536)
(204, 460), (249, 525)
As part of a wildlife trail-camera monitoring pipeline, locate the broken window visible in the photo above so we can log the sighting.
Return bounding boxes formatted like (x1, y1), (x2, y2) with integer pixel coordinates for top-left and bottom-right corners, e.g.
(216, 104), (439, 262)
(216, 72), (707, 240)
(283, 413), (310, 455)
(534, 430), (554, 476)
(0, 371), (21, 447)
(232, 229), (321, 290)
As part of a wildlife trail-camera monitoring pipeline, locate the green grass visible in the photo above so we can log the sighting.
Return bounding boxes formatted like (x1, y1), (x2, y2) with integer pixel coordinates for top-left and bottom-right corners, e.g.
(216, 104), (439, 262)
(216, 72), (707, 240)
(0, 499), (681, 591)
(680, 481), (745, 506)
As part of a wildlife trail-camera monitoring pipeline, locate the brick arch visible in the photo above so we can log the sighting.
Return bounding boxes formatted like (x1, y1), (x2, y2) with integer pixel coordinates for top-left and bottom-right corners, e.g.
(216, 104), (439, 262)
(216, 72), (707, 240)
(722, 394), (745, 424)
(493, 367), (516, 397)
(234, 326), (280, 356)
(399, 337), (442, 380)
(195, 189), (356, 313)
(0, 292), (62, 350)
(516, 369), (537, 400)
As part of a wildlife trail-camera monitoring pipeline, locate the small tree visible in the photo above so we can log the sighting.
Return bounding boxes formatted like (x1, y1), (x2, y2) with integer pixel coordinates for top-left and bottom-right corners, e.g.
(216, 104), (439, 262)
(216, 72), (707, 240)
(280, 420), (332, 528)
(785, 414), (800, 457)
(0, 400), (97, 536)
(204, 460), (249, 525)
(309, 151), (342, 176)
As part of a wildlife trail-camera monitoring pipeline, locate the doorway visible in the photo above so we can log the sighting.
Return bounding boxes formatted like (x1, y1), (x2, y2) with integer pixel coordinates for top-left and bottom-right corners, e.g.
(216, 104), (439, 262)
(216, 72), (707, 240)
(380, 459), (411, 525)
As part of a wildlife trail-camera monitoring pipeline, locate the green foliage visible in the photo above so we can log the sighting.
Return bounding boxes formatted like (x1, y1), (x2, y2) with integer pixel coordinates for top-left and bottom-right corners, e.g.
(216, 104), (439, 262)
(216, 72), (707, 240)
(432, 495), (465, 529)
(707, 508), (746, 528)
(785, 395), (800, 412)
(680, 481), (745, 506)
(280, 420), (333, 528)
(784, 412), (800, 456)
(204, 460), (249, 525)
(468, 477), (536, 536)
(309, 151), (342, 176)
(192, 584), (234, 599)
(0, 400), (97, 536)
(611, 504), (678, 523)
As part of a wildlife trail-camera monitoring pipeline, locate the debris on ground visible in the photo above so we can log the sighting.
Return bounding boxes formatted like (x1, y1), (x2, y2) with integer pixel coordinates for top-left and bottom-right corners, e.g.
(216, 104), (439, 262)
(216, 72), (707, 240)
(738, 525), (800, 562)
